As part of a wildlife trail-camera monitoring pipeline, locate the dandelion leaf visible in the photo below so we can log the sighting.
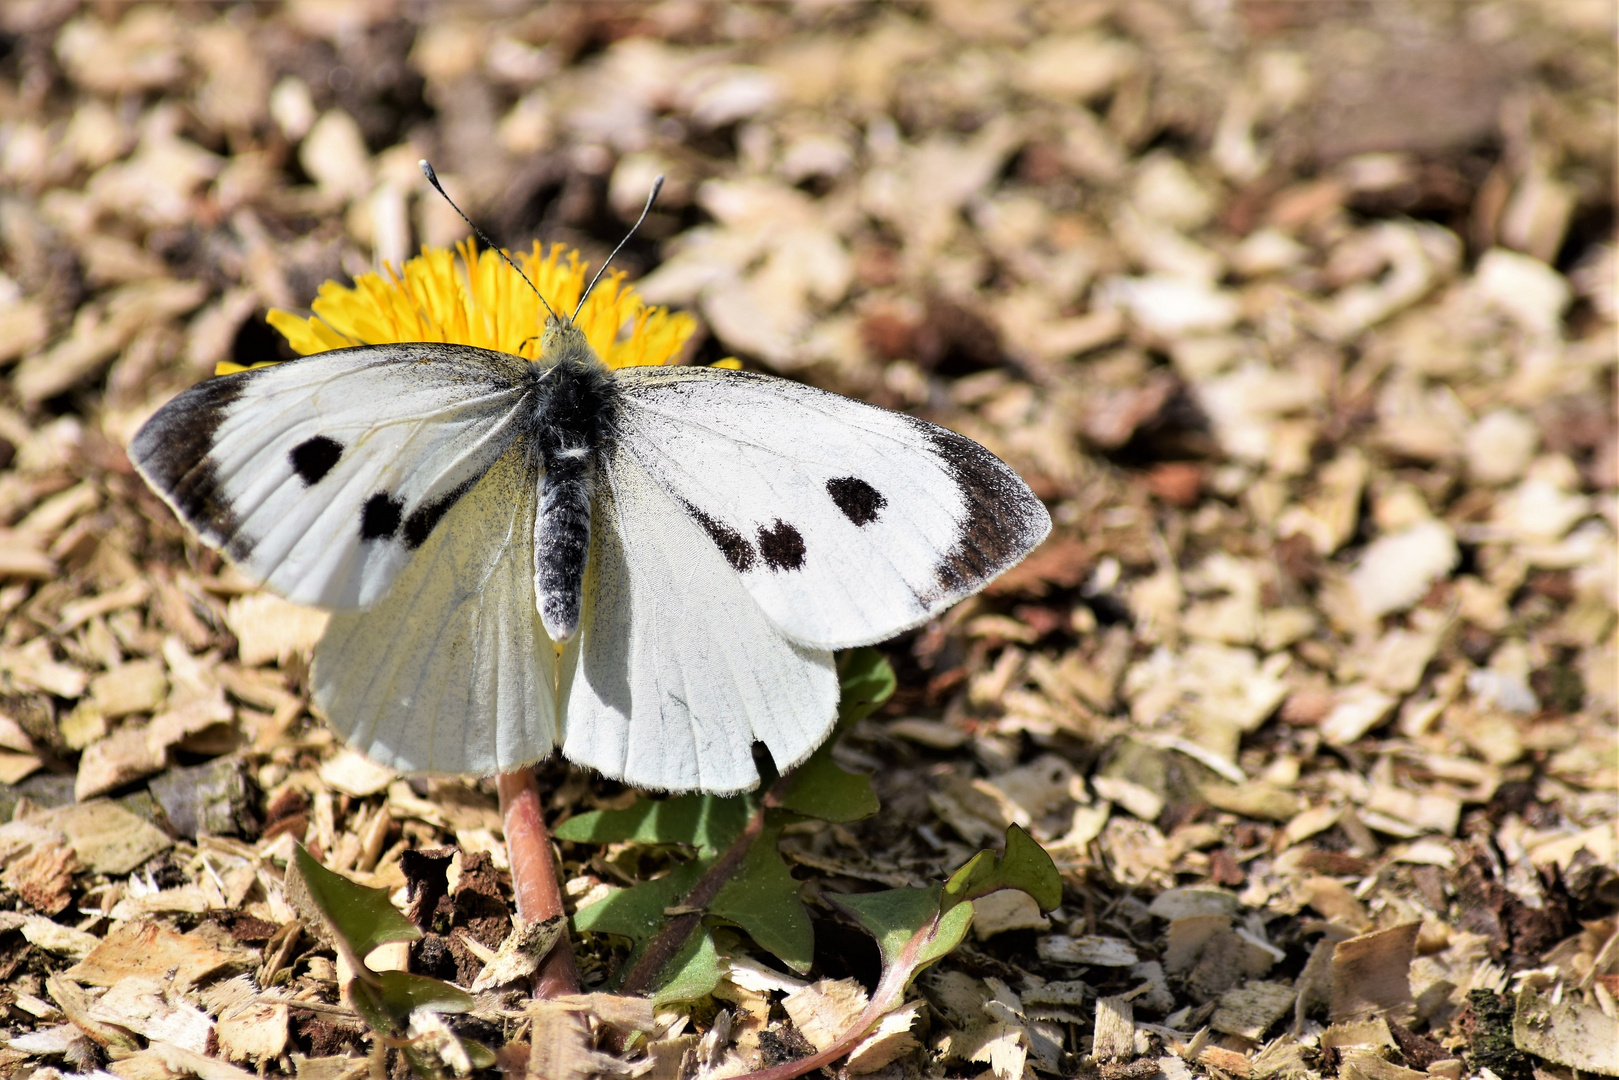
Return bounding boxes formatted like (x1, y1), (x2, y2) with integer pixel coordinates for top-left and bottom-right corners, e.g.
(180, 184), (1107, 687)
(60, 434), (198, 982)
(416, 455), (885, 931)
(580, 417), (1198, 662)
(572, 860), (707, 947)
(710, 821), (814, 973)
(776, 746), (879, 823)
(554, 793), (752, 856)
(833, 883), (949, 968)
(374, 971), (473, 1015)
(833, 826), (1063, 996)
(652, 926), (724, 1005)
(285, 843), (419, 963)
(943, 823), (1062, 912)
(836, 648), (897, 730)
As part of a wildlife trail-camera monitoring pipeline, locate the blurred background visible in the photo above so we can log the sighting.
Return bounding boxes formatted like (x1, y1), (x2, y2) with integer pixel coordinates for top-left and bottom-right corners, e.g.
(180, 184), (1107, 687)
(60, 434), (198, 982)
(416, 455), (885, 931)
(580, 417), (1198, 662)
(0, 0), (1614, 1072)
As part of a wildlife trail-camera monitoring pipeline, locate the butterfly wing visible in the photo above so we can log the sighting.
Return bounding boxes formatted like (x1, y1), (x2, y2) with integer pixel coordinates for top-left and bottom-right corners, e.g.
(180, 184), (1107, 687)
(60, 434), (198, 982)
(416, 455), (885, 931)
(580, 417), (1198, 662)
(558, 449), (838, 793)
(313, 441), (559, 774)
(611, 366), (1051, 650)
(129, 343), (534, 610)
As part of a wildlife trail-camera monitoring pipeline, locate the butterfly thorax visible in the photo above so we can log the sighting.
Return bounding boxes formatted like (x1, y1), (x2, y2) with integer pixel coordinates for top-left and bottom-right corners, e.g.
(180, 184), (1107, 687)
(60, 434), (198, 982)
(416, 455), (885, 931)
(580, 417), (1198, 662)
(527, 319), (620, 643)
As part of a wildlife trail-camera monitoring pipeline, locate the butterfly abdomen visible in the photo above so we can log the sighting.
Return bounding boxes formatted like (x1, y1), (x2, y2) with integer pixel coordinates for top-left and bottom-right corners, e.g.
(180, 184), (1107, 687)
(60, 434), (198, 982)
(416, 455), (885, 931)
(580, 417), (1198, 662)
(528, 339), (621, 642)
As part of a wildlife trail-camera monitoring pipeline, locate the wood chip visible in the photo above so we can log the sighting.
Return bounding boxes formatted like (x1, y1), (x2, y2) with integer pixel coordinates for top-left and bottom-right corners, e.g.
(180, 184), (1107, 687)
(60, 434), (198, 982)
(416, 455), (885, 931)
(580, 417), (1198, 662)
(0, 912), (101, 959)
(317, 748), (396, 799)
(1092, 994), (1137, 1062)
(75, 721), (168, 800)
(783, 977), (869, 1052)
(526, 998), (620, 1080)
(1330, 922), (1420, 1023)
(973, 889), (1051, 939)
(90, 976), (213, 1054)
(1348, 519), (1459, 621)
(90, 658), (168, 717)
(37, 800), (173, 874)
(224, 593), (329, 667)
(1039, 934), (1140, 966)
(0, 638), (89, 697)
(66, 921), (251, 988)
(1210, 981), (1298, 1040)
(468, 917), (567, 992)
(109, 1040), (259, 1080)
(1512, 983), (1619, 1075)
(844, 1000), (923, 1074)
(57, 580), (151, 632)
(1, 842), (77, 914)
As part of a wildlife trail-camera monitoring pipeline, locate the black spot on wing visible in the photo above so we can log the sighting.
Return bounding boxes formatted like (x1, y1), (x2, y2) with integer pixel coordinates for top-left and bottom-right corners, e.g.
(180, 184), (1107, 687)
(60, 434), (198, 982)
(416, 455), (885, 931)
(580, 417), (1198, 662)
(402, 479), (474, 550)
(127, 371), (257, 558)
(361, 492), (403, 540)
(680, 499), (755, 572)
(909, 417), (1047, 595)
(290, 436), (343, 486)
(826, 476), (887, 526)
(757, 519), (806, 571)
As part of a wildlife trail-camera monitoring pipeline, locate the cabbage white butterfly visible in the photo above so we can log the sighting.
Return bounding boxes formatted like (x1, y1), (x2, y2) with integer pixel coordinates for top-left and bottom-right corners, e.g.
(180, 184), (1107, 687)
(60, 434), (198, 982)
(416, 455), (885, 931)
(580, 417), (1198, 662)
(130, 168), (1050, 793)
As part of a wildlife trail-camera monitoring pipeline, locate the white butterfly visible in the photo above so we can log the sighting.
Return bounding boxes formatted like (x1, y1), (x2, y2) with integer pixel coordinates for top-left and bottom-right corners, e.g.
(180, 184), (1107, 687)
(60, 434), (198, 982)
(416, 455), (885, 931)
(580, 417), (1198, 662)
(131, 313), (1049, 794)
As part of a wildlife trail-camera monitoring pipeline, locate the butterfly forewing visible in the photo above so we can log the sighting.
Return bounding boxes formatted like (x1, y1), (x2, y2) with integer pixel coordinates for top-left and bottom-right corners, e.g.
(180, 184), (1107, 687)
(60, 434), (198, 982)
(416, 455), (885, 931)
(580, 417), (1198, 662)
(558, 449), (838, 793)
(313, 441), (560, 775)
(129, 343), (534, 610)
(610, 366), (1052, 650)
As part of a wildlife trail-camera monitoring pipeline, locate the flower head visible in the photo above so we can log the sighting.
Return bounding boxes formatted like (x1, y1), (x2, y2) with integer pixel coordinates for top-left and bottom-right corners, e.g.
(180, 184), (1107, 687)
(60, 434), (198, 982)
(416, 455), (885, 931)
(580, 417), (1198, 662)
(239, 240), (695, 375)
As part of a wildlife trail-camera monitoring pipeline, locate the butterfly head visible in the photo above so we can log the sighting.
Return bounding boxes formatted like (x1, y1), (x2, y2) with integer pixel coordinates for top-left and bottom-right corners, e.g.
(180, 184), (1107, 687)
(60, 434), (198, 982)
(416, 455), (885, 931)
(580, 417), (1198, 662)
(538, 313), (602, 370)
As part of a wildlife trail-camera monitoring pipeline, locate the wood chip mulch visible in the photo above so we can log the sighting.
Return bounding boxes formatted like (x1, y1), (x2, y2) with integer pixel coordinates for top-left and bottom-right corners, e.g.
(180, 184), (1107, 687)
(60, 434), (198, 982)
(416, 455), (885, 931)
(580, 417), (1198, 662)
(0, 3), (1613, 1080)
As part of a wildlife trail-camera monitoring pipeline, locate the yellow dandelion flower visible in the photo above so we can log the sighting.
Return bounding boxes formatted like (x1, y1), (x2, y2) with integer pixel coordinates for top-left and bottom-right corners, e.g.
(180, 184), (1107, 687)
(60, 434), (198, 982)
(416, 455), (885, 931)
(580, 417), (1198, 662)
(230, 240), (696, 375)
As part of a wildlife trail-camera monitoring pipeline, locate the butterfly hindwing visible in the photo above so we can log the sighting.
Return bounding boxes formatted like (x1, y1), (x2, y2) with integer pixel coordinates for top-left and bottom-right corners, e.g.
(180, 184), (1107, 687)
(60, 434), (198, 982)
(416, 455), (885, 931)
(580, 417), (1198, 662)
(558, 448), (838, 793)
(313, 441), (559, 775)
(611, 365), (1052, 650)
(130, 343), (534, 610)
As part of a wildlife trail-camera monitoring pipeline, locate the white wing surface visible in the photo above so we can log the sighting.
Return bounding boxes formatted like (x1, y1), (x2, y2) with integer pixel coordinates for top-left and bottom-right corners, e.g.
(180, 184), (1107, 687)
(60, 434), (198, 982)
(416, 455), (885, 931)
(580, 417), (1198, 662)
(129, 343), (533, 609)
(313, 442), (559, 774)
(559, 449), (838, 793)
(611, 366), (1051, 650)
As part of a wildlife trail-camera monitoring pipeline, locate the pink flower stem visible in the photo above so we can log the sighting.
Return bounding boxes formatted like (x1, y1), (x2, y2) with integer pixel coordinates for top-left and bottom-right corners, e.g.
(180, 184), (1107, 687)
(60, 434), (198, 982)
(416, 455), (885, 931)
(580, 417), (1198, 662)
(497, 768), (580, 998)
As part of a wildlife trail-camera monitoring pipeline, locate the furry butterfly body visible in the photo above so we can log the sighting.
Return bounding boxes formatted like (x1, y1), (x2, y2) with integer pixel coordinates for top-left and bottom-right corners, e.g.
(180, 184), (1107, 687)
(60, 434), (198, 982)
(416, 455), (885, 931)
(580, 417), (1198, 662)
(131, 319), (1051, 793)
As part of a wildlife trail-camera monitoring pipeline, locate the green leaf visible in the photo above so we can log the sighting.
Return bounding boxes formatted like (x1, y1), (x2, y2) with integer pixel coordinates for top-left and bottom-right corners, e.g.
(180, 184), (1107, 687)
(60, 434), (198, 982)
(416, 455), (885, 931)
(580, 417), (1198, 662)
(709, 820), (813, 973)
(287, 843), (420, 962)
(913, 900), (975, 971)
(350, 966), (473, 1038)
(836, 648), (896, 731)
(943, 824), (1062, 913)
(829, 884), (973, 991)
(554, 793), (752, 857)
(348, 979), (397, 1037)
(651, 926), (723, 1005)
(830, 827), (1061, 1000)
(461, 1039), (497, 1071)
(775, 749), (879, 823)
(375, 970), (473, 1016)
(830, 884), (943, 969)
(572, 859), (707, 947)
(400, 1045), (437, 1080)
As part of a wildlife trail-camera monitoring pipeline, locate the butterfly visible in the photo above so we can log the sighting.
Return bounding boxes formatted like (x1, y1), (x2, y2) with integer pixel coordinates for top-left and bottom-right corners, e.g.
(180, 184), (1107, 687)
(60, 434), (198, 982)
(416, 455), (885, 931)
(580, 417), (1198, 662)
(130, 313), (1050, 792)
(130, 171), (1050, 793)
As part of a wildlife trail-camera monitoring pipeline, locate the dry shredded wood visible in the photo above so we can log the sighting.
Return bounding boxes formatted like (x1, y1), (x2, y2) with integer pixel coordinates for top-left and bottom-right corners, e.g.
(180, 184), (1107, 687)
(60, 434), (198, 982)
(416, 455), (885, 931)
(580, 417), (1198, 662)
(0, 2), (1613, 1079)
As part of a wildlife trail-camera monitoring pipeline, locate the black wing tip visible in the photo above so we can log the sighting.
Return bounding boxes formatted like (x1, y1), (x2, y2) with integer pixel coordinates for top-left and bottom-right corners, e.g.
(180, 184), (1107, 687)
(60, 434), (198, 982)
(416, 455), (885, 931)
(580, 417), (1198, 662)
(909, 416), (1052, 597)
(129, 374), (255, 547)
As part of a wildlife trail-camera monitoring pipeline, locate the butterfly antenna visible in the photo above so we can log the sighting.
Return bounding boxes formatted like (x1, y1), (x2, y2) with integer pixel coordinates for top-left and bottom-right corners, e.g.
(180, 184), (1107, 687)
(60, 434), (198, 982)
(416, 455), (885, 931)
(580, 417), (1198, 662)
(418, 160), (559, 322)
(573, 174), (664, 322)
